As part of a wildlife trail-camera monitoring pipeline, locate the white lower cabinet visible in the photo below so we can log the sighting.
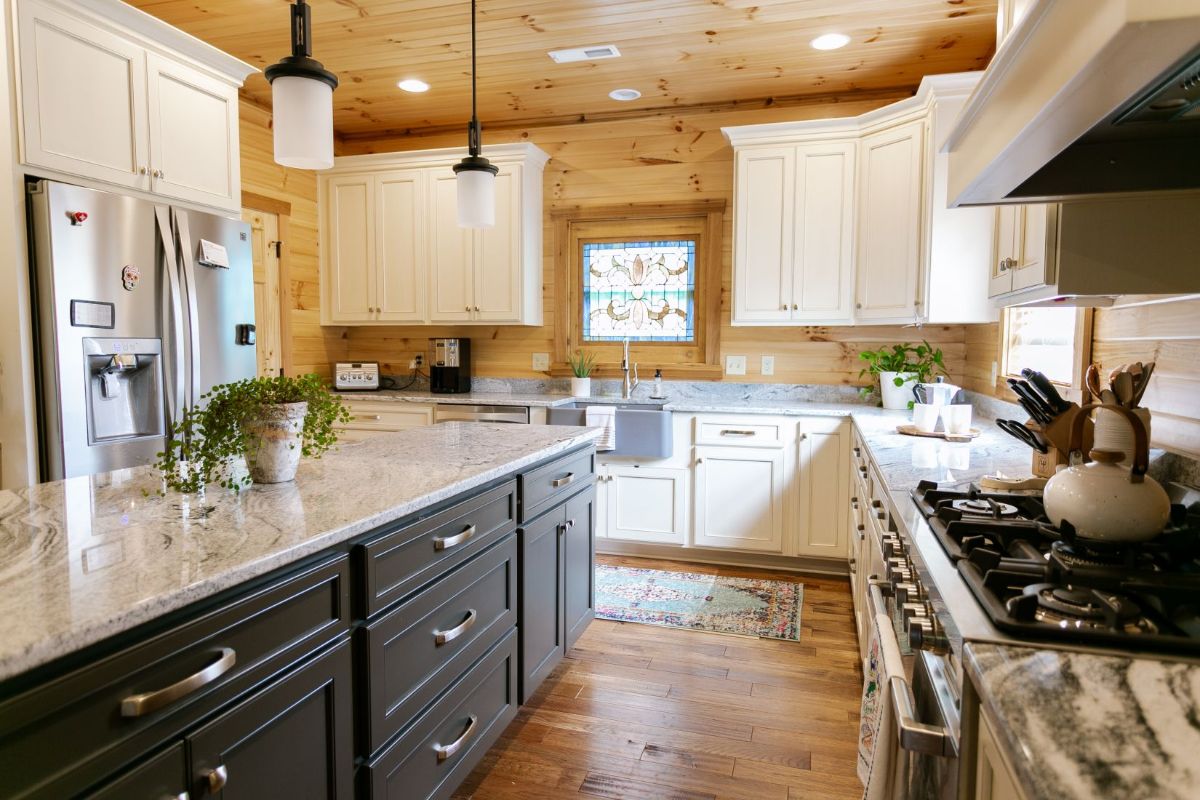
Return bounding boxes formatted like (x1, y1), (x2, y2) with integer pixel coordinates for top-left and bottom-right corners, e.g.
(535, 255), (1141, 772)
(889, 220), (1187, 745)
(975, 709), (1026, 800)
(795, 419), (849, 557)
(603, 466), (689, 545)
(335, 400), (433, 442)
(692, 446), (786, 553)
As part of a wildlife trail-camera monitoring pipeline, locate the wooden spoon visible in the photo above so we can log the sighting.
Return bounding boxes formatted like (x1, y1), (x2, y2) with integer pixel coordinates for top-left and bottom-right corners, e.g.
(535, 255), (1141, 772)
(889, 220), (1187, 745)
(1130, 362), (1155, 408)
(1113, 371), (1135, 407)
(1085, 363), (1102, 398)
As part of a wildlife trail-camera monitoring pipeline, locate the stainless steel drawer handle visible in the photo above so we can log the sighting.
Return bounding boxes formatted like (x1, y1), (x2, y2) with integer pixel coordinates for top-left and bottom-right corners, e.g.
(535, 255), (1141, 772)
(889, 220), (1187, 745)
(551, 473), (575, 488)
(719, 429), (756, 437)
(434, 609), (477, 646)
(368, 414), (382, 420)
(204, 765), (228, 794)
(434, 524), (476, 551)
(120, 647), (236, 718)
(435, 714), (479, 762)
(890, 675), (957, 757)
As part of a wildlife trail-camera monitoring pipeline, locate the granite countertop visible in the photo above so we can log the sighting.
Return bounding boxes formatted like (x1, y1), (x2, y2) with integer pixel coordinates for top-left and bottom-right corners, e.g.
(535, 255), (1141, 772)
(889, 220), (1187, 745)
(965, 643), (1200, 800)
(0, 423), (600, 683)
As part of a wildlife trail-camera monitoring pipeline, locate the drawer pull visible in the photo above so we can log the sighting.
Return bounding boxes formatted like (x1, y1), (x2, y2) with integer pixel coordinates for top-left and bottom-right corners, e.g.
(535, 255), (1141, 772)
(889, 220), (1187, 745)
(551, 473), (575, 488)
(719, 429), (756, 437)
(434, 524), (476, 551)
(434, 608), (478, 646)
(435, 714), (479, 762)
(204, 765), (228, 793)
(368, 414), (383, 421)
(120, 647), (236, 718)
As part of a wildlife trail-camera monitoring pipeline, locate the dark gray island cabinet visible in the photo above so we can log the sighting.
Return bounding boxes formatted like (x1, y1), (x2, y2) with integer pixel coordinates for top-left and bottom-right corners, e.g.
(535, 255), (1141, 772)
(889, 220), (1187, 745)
(0, 444), (596, 800)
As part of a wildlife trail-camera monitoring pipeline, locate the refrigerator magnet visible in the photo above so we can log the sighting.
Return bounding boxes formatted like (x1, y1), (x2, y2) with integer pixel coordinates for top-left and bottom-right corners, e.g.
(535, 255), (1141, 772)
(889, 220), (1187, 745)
(120, 264), (141, 291)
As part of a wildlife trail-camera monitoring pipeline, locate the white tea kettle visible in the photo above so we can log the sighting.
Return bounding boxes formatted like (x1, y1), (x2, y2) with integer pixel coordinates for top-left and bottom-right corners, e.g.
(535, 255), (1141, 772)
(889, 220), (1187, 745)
(1043, 403), (1170, 542)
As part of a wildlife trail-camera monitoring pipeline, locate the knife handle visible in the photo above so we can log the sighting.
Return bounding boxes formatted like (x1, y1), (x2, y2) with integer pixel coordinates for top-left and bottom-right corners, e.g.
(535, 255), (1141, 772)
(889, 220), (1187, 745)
(1021, 369), (1073, 414)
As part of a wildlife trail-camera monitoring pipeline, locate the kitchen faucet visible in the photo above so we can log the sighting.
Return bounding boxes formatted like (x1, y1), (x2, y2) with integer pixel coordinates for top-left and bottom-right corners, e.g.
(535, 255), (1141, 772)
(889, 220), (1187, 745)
(622, 337), (639, 400)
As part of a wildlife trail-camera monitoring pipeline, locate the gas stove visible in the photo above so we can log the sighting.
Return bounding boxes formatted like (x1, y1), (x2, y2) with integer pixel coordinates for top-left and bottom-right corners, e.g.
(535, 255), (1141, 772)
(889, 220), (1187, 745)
(912, 480), (1200, 656)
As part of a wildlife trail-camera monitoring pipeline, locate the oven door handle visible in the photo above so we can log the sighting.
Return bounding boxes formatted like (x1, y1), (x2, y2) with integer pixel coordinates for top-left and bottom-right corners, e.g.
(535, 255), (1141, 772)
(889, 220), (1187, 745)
(868, 580), (891, 618)
(890, 675), (958, 758)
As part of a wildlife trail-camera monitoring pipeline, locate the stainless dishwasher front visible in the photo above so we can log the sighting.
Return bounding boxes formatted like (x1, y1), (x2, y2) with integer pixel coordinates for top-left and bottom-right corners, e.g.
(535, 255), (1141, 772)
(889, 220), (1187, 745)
(433, 404), (531, 424)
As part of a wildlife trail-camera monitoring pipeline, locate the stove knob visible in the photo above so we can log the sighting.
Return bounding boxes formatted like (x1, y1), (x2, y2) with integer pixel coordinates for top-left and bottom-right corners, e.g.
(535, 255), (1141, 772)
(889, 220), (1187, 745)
(901, 601), (931, 621)
(909, 617), (950, 654)
(894, 582), (922, 605)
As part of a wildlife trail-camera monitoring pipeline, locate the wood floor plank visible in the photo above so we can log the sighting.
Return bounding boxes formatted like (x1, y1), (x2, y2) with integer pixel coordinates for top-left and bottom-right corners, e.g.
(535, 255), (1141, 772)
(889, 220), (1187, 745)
(640, 743), (738, 776)
(580, 772), (716, 800)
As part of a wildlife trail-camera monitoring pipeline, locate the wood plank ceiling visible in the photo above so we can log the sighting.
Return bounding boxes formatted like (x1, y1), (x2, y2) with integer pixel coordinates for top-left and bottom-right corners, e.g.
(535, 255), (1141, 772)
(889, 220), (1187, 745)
(127, 0), (996, 142)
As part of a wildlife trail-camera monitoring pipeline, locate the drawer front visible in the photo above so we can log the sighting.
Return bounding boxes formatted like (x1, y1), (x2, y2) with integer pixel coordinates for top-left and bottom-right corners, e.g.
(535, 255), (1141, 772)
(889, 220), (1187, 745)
(519, 448), (595, 522)
(366, 629), (519, 800)
(86, 743), (187, 800)
(0, 556), (351, 800)
(695, 418), (789, 447)
(340, 400), (434, 432)
(358, 481), (517, 617)
(361, 535), (517, 753)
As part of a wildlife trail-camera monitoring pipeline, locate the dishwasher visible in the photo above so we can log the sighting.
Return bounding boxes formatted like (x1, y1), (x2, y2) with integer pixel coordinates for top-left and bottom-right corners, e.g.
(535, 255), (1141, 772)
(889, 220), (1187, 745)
(433, 404), (530, 424)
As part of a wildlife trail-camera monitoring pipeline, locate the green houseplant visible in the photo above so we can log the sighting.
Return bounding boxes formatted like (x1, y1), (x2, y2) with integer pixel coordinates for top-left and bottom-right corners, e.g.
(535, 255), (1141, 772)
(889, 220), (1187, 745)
(567, 350), (597, 397)
(156, 373), (352, 493)
(858, 341), (947, 409)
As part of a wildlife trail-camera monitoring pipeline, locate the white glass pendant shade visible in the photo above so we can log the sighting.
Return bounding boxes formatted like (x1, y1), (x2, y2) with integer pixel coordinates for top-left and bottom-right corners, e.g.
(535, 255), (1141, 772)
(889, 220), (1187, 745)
(272, 76), (334, 170)
(457, 168), (496, 228)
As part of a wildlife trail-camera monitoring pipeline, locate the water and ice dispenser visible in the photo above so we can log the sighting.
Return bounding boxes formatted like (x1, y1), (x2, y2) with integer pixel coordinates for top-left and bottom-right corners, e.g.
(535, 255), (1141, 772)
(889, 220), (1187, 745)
(83, 338), (165, 444)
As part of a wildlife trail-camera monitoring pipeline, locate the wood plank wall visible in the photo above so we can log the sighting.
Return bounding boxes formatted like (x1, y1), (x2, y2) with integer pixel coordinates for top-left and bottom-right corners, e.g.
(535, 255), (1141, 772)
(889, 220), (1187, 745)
(333, 97), (967, 387)
(239, 100), (347, 378)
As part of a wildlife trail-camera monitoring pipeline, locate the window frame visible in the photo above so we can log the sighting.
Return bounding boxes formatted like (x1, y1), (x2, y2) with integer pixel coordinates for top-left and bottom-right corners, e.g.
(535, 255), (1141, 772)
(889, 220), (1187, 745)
(999, 305), (1093, 400)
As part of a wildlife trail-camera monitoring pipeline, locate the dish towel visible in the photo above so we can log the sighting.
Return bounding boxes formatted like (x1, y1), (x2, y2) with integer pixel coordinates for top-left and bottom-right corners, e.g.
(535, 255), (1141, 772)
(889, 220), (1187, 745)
(857, 612), (906, 799)
(584, 405), (617, 452)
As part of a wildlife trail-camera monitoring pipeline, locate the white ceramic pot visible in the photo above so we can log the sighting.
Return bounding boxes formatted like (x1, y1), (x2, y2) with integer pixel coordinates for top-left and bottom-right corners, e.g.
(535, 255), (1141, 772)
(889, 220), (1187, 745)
(570, 376), (592, 397)
(243, 401), (307, 484)
(879, 371), (918, 410)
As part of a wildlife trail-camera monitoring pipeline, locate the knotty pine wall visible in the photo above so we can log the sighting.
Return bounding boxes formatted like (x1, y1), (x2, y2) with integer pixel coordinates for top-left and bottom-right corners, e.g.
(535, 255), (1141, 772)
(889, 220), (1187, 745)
(330, 96), (968, 387)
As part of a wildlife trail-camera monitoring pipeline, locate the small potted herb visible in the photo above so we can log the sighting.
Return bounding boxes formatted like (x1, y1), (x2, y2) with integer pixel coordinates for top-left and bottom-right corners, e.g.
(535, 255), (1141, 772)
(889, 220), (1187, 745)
(567, 350), (597, 397)
(156, 373), (352, 493)
(858, 341), (947, 409)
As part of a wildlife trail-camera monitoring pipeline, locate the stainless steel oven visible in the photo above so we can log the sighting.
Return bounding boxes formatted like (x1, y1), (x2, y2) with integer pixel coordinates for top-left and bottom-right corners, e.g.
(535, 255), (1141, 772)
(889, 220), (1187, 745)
(433, 404), (530, 424)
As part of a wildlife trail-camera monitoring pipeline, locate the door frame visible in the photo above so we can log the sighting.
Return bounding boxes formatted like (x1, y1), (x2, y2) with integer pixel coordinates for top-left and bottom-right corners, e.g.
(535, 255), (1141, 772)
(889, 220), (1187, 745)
(242, 191), (292, 376)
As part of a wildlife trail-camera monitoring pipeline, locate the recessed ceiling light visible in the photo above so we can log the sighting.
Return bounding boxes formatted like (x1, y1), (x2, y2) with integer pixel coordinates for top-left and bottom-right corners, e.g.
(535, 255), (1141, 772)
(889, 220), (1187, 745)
(609, 88), (641, 102)
(397, 78), (430, 93)
(810, 33), (851, 51)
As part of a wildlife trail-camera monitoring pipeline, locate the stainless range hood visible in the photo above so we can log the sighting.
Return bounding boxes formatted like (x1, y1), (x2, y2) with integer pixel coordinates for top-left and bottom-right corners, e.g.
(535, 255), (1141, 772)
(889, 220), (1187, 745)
(945, 0), (1200, 206)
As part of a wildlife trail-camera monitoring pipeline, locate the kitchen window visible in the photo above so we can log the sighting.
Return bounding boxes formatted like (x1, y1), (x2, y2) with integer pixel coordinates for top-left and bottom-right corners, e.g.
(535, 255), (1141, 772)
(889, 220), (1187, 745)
(1002, 306), (1085, 386)
(581, 239), (696, 343)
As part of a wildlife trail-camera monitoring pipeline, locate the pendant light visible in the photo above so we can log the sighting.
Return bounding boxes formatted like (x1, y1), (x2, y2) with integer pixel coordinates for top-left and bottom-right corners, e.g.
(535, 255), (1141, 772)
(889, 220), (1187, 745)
(265, 0), (338, 170)
(453, 0), (498, 228)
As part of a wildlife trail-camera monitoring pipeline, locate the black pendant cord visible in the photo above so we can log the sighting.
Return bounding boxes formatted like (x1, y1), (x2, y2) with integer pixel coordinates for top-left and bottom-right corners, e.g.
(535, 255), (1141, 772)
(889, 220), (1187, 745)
(468, 0), (481, 157)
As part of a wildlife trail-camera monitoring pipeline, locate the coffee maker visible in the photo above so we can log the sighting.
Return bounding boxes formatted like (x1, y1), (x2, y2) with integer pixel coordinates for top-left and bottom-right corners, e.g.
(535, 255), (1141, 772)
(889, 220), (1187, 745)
(429, 338), (471, 393)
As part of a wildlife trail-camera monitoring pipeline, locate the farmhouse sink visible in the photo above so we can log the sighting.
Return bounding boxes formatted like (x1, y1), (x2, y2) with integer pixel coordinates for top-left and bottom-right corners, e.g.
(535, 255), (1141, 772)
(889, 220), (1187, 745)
(546, 402), (672, 458)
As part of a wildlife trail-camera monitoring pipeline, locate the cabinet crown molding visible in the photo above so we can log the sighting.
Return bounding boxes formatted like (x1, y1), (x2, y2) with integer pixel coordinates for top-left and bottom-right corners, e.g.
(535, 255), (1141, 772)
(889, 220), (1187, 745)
(329, 142), (551, 174)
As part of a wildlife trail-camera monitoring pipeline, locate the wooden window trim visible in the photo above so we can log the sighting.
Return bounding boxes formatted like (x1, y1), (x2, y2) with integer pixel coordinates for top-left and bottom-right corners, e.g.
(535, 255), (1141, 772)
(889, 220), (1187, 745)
(998, 306), (1094, 403)
(551, 200), (725, 379)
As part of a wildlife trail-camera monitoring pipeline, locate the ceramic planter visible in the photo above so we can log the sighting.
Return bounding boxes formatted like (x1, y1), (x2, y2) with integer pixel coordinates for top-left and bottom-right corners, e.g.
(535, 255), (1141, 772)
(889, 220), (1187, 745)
(879, 371), (918, 410)
(570, 376), (592, 397)
(243, 401), (307, 484)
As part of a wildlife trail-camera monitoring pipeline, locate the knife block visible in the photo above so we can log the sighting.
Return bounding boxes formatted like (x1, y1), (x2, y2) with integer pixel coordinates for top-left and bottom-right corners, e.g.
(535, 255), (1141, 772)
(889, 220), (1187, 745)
(1025, 405), (1092, 478)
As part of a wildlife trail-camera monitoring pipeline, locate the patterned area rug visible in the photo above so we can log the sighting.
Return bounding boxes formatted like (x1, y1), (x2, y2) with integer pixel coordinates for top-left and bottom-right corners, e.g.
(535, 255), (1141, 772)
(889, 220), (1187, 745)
(594, 564), (804, 641)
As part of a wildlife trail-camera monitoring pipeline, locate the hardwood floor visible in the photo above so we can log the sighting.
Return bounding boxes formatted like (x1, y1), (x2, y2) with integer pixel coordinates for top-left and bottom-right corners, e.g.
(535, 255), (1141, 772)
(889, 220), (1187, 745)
(455, 556), (865, 800)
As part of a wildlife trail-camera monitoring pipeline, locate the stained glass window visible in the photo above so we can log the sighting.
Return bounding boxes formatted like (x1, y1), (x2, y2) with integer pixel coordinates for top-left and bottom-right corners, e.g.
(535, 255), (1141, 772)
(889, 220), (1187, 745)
(582, 240), (696, 342)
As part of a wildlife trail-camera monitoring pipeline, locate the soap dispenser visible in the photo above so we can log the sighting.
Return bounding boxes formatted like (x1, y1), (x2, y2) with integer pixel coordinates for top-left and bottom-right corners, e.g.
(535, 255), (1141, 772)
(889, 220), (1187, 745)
(650, 368), (666, 399)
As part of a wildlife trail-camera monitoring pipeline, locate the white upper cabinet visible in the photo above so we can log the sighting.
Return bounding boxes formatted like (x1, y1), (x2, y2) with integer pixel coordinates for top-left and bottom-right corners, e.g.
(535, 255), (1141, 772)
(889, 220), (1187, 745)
(989, 204), (1055, 300)
(793, 143), (856, 322)
(320, 144), (549, 327)
(14, 0), (253, 214)
(732, 147), (794, 323)
(325, 175), (376, 323)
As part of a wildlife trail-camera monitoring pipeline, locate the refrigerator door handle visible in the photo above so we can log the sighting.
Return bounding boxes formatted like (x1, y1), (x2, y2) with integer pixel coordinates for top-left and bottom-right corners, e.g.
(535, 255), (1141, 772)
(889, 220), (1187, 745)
(155, 205), (186, 424)
(173, 209), (203, 408)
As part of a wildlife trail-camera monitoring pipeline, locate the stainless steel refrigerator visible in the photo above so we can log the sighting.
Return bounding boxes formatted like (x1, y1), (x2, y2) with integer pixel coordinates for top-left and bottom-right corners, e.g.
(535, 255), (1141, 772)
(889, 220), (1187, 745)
(28, 180), (257, 481)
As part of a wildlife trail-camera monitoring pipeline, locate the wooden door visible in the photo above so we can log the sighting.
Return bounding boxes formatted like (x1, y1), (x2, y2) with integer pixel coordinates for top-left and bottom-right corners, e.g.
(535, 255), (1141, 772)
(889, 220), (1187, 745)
(732, 147), (794, 324)
(428, 173), (475, 323)
(324, 175), (376, 323)
(855, 120), (925, 322)
(146, 53), (240, 211)
(692, 446), (785, 552)
(1012, 204), (1053, 292)
(989, 205), (1019, 297)
(375, 170), (427, 323)
(795, 422), (848, 558)
(474, 165), (522, 323)
(17, 0), (150, 190)
(605, 466), (689, 545)
(793, 141), (856, 323)
(563, 488), (596, 652)
(243, 208), (282, 377)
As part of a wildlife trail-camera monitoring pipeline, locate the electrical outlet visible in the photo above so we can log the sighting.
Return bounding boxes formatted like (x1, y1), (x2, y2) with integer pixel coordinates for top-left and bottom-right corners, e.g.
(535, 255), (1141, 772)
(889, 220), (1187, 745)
(761, 355), (775, 376)
(410, 354), (424, 370)
(532, 352), (550, 371)
(725, 355), (747, 376)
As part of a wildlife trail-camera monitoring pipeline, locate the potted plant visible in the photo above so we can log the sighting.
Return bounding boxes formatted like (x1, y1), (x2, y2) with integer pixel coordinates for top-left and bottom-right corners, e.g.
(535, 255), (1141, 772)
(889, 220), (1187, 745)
(567, 350), (597, 397)
(156, 373), (352, 493)
(858, 341), (947, 410)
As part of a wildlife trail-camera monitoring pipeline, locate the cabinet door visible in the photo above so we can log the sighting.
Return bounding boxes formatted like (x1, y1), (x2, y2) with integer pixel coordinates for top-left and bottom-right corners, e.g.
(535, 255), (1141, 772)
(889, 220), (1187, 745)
(793, 142), (856, 323)
(855, 120), (925, 322)
(605, 466), (689, 545)
(732, 147), (794, 324)
(595, 468), (609, 538)
(1011, 204), (1053, 292)
(989, 206), (1019, 297)
(795, 424), (848, 558)
(976, 710), (1026, 800)
(518, 509), (564, 702)
(146, 54), (239, 211)
(88, 743), (188, 800)
(325, 175), (377, 323)
(563, 488), (597, 652)
(474, 166), (523, 323)
(17, 0), (150, 190)
(187, 639), (354, 799)
(375, 170), (427, 322)
(693, 446), (785, 552)
(429, 173), (475, 322)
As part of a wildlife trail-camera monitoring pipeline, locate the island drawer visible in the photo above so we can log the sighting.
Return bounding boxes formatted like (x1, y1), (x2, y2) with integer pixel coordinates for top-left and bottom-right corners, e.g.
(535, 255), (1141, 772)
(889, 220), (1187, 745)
(0, 555), (351, 800)
(358, 481), (517, 617)
(363, 628), (518, 800)
(518, 447), (595, 522)
(359, 534), (517, 753)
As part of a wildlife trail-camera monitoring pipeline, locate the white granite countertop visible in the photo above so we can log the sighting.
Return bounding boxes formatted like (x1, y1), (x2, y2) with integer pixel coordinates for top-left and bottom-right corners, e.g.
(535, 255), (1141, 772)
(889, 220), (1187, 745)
(965, 643), (1200, 800)
(0, 423), (600, 683)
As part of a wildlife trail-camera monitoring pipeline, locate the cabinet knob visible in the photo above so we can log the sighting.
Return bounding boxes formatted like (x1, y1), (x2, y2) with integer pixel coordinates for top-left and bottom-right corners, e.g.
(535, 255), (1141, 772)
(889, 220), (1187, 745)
(781, 304), (788, 311)
(474, 306), (481, 312)
(856, 303), (862, 310)
(204, 765), (228, 793)
(792, 304), (798, 311)
(152, 169), (164, 179)
(465, 306), (471, 312)
(695, 458), (704, 465)
(138, 166), (147, 175)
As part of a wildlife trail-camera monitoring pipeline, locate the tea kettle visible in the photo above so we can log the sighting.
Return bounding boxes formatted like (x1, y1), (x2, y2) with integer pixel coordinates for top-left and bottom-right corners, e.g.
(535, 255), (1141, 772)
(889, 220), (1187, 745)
(1043, 403), (1170, 542)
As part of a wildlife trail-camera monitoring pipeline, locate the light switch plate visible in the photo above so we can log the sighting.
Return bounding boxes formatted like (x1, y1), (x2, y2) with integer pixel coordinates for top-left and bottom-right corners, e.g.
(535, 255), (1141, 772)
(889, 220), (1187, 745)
(725, 355), (747, 376)
(761, 355), (775, 376)
(532, 352), (551, 371)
